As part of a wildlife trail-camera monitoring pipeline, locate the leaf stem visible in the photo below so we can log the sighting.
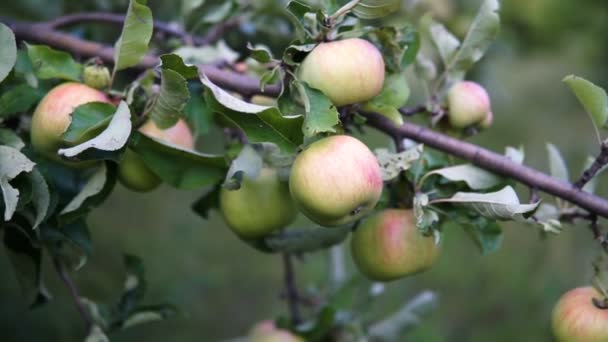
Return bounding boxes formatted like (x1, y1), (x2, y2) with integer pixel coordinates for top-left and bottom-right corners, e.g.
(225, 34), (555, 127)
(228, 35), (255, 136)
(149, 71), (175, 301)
(328, 0), (361, 24)
(53, 257), (95, 330)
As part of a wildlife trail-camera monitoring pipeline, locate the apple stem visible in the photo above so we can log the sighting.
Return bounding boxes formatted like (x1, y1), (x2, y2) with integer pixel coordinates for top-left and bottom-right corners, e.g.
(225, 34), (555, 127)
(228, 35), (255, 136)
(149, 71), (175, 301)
(282, 252), (302, 326)
(592, 297), (608, 309)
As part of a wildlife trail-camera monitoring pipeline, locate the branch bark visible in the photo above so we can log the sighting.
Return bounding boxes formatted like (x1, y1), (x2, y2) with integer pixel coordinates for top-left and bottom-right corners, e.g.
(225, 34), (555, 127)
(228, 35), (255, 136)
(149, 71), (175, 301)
(282, 253), (302, 326)
(574, 139), (608, 189)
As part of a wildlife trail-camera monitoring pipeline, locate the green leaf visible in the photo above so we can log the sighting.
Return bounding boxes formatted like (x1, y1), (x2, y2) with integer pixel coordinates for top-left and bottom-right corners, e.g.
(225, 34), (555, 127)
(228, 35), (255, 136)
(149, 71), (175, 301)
(121, 305), (178, 329)
(201, 75), (304, 153)
(461, 216), (503, 254)
(173, 41), (239, 65)
(129, 132), (227, 189)
(261, 226), (351, 254)
(368, 25), (420, 72)
(62, 102), (116, 143)
(58, 101), (132, 159)
(191, 184), (221, 219)
(149, 69), (191, 129)
(118, 254), (146, 316)
(285, 0), (312, 41)
(60, 164), (108, 216)
(42, 220), (93, 271)
(26, 44), (82, 81)
(375, 146), (423, 181)
(352, 0), (400, 20)
(546, 143), (569, 182)
(434, 186), (539, 220)
(0, 23), (17, 83)
(159, 54), (199, 79)
(260, 66), (281, 92)
(113, 0), (153, 72)
(298, 83), (340, 138)
(0, 128), (25, 150)
(223, 145), (263, 190)
(84, 326), (109, 342)
(0, 84), (43, 119)
(421, 164), (502, 190)
(184, 83), (213, 137)
(14, 49), (38, 88)
(371, 73), (410, 108)
(247, 43), (275, 64)
(0, 146), (35, 221)
(563, 75), (608, 129)
(27, 169), (50, 229)
(413, 193), (439, 234)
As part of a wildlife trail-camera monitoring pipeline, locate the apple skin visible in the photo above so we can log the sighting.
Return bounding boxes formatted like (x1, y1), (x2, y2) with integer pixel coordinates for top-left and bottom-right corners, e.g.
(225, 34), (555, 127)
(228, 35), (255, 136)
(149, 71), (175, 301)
(82, 65), (111, 90)
(351, 209), (439, 281)
(289, 135), (383, 227)
(447, 81), (491, 128)
(249, 320), (304, 342)
(480, 111), (494, 129)
(552, 286), (608, 341)
(220, 168), (297, 239)
(298, 38), (385, 106)
(31, 82), (111, 162)
(118, 119), (194, 192)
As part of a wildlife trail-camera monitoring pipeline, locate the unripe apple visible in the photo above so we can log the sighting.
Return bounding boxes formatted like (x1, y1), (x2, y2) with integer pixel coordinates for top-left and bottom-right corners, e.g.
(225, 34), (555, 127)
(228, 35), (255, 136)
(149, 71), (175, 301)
(220, 168), (297, 239)
(552, 286), (608, 341)
(82, 65), (111, 90)
(118, 119), (194, 192)
(31, 82), (111, 163)
(447, 81), (491, 128)
(289, 135), (383, 227)
(249, 320), (304, 342)
(298, 38), (385, 106)
(351, 209), (439, 281)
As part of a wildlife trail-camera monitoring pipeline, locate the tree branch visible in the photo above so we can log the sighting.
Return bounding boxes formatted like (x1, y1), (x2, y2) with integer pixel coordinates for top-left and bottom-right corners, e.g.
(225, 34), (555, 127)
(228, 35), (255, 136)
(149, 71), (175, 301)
(282, 253), (301, 326)
(53, 257), (94, 330)
(574, 139), (608, 189)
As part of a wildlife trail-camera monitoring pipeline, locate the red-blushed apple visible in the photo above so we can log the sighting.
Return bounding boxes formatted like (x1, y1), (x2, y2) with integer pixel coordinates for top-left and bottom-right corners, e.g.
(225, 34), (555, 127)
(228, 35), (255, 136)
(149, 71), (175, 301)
(298, 38), (385, 106)
(118, 119), (194, 192)
(220, 168), (297, 239)
(289, 135), (383, 227)
(552, 286), (608, 341)
(480, 111), (494, 129)
(31, 82), (111, 163)
(249, 320), (304, 342)
(351, 209), (440, 281)
(447, 81), (492, 128)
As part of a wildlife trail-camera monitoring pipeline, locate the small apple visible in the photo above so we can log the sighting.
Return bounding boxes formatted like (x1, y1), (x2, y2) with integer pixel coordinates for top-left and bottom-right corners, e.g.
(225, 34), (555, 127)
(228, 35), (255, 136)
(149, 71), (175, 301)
(31, 82), (111, 163)
(249, 320), (304, 342)
(480, 111), (493, 129)
(552, 286), (608, 341)
(447, 81), (492, 128)
(82, 65), (111, 90)
(220, 168), (297, 239)
(351, 209), (439, 281)
(289, 135), (383, 227)
(118, 119), (194, 192)
(298, 38), (385, 106)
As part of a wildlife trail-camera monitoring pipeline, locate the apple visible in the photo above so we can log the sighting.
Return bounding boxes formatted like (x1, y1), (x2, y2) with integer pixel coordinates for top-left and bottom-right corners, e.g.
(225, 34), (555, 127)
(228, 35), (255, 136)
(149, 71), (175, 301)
(447, 81), (492, 128)
(82, 65), (111, 90)
(350, 209), (439, 281)
(480, 111), (494, 129)
(552, 286), (608, 341)
(220, 168), (297, 239)
(289, 135), (383, 227)
(249, 320), (304, 342)
(298, 38), (385, 106)
(118, 119), (194, 192)
(31, 82), (111, 163)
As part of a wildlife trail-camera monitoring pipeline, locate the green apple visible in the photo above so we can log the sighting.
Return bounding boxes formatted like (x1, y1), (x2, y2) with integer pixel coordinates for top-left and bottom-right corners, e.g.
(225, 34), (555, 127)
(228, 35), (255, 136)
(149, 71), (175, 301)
(249, 320), (304, 342)
(351, 209), (439, 281)
(220, 168), (297, 239)
(298, 38), (385, 106)
(82, 65), (111, 90)
(289, 135), (383, 227)
(447, 81), (492, 128)
(552, 286), (608, 341)
(31, 82), (111, 163)
(118, 119), (194, 192)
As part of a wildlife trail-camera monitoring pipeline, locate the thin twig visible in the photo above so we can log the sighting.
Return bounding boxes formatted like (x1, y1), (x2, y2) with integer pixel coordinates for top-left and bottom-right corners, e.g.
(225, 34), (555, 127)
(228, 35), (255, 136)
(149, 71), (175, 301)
(282, 253), (301, 326)
(399, 105), (427, 117)
(53, 257), (94, 330)
(574, 139), (608, 189)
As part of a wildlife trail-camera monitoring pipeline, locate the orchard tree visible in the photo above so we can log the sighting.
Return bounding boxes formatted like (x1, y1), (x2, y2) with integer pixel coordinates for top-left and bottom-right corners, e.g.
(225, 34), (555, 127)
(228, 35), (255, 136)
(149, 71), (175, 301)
(1, 0), (608, 340)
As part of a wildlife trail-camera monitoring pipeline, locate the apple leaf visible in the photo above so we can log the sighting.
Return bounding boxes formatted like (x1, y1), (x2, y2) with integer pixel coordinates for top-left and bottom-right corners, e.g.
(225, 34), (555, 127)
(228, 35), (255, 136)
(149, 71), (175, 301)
(421, 164), (502, 190)
(129, 132), (227, 189)
(298, 83), (340, 138)
(563, 75), (608, 129)
(505, 146), (525, 165)
(148, 68), (191, 129)
(0, 128), (25, 150)
(375, 146), (423, 181)
(546, 143), (569, 182)
(223, 145), (263, 190)
(372, 73), (410, 108)
(58, 101), (132, 159)
(60, 164), (108, 216)
(0, 84), (44, 119)
(113, 0), (153, 73)
(27, 169), (50, 229)
(84, 326), (109, 342)
(413, 193), (439, 234)
(159, 54), (199, 79)
(173, 41), (239, 65)
(433, 186), (539, 220)
(247, 43), (276, 64)
(26, 44), (82, 81)
(201, 74), (304, 153)
(368, 25), (420, 72)
(285, 0), (313, 41)
(352, 0), (400, 20)
(0, 146), (36, 221)
(0, 23), (17, 83)
(461, 216), (503, 254)
(63, 102), (116, 144)
(191, 184), (221, 219)
(42, 219), (92, 271)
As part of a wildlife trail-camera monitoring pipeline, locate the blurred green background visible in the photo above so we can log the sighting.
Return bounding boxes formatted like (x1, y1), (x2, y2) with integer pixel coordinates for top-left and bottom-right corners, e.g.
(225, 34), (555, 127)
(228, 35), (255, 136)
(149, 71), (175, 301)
(2, 0), (608, 340)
